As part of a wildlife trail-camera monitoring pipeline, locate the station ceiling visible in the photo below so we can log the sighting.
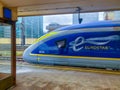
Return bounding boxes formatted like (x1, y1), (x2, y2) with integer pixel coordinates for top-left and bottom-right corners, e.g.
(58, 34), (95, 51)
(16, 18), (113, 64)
(1, 0), (120, 16)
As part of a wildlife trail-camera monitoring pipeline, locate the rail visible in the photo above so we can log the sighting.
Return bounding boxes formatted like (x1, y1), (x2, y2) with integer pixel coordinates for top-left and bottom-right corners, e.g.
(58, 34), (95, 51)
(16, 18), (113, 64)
(0, 56), (23, 61)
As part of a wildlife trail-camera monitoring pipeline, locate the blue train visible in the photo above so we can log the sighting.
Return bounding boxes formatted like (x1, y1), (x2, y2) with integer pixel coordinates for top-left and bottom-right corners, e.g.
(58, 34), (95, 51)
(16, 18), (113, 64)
(23, 21), (120, 69)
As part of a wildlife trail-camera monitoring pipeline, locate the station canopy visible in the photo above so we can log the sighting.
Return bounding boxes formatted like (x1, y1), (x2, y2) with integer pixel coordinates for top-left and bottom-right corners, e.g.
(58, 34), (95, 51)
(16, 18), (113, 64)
(1, 0), (120, 16)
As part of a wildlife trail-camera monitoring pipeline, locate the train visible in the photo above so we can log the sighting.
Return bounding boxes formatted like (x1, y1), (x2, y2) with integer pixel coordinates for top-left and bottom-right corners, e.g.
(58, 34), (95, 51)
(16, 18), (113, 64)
(23, 20), (120, 69)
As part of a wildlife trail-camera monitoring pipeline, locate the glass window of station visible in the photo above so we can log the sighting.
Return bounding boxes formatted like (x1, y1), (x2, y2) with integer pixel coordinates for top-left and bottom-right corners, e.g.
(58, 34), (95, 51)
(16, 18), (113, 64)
(0, 23), (12, 74)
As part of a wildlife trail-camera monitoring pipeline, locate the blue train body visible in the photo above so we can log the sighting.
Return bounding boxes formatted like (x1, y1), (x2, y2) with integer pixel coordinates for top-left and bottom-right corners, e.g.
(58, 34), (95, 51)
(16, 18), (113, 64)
(23, 21), (120, 69)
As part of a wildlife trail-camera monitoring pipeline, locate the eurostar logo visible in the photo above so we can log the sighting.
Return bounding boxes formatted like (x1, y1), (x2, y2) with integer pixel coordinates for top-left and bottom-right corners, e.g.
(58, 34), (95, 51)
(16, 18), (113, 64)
(69, 35), (120, 51)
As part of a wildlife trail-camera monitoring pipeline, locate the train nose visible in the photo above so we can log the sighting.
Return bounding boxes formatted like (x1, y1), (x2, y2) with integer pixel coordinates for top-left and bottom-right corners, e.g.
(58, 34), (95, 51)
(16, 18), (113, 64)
(23, 45), (38, 63)
(22, 48), (30, 62)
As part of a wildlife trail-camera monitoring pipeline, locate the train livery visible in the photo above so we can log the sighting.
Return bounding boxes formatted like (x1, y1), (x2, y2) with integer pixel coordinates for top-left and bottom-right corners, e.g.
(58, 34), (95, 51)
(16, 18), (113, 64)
(23, 21), (120, 69)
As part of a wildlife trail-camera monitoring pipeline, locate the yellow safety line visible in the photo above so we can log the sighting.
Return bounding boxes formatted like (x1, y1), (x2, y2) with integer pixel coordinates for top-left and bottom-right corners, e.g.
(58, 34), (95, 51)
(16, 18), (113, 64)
(0, 62), (120, 75)
(31, 64), (120, 75)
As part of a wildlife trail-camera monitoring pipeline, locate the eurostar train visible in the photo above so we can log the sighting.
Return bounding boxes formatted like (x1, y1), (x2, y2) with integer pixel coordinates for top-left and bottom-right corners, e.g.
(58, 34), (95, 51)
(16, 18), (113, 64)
(23, 21), (120, 69)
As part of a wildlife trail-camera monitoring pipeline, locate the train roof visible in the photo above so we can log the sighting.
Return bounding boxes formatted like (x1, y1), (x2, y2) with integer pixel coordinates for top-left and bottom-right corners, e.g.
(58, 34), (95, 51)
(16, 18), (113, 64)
(55, 20), (120, 31)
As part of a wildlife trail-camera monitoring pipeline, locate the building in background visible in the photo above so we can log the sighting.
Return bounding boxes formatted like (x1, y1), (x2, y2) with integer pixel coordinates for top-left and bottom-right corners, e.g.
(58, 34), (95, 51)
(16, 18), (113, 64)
(16, 16), (43, 45)
(16, 16), (43, 38)
(0, 26), (11, 38)
(73, 11), (120, 24)
(0, 26), (4, 37)
(73, 12), (99, 24)
(114, 11), (120, 20)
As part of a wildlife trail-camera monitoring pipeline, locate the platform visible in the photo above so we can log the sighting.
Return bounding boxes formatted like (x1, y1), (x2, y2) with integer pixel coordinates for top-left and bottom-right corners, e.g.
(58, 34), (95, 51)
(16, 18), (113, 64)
(15, 66), (120, 90)
(0, 61), (120, 90)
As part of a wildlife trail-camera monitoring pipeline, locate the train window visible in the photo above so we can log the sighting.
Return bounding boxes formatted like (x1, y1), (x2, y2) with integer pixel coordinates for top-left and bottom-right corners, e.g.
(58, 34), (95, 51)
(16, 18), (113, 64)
(56, 39), (66, 48)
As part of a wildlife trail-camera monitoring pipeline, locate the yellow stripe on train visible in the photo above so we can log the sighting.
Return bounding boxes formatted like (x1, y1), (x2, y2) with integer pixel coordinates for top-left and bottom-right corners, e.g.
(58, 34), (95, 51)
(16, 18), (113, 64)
(30, 53), (120, 61)
(33, 31), (58, 44)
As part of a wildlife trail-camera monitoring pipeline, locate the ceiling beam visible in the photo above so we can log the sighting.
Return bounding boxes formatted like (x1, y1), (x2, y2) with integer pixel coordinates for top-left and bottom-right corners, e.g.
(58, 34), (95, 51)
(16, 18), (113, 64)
(18, 0), (120, 16)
